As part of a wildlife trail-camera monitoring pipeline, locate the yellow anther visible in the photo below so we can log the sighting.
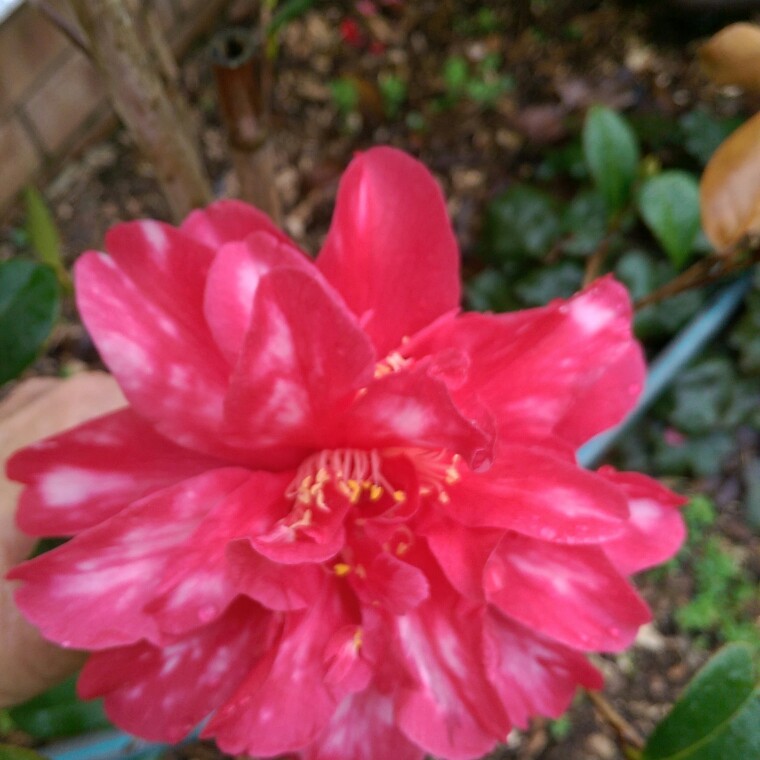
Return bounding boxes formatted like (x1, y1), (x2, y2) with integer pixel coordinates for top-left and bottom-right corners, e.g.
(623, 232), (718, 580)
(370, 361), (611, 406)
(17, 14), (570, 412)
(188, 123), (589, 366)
(445, 466), (460, 485)
(396, 541), (409, 556)
(346, 479), (362, 504)
(334, 563), (351, 576)
(438, 491), (450, 504)
(352, 628), (363, 651)
(355, 564), (367, 579)
(393, 490), (406, 503)
(369, 484), (383, 501)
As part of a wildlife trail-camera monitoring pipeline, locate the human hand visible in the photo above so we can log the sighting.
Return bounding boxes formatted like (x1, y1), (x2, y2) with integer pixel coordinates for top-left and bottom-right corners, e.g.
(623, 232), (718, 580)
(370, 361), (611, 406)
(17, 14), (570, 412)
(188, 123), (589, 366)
(0, 372), (124, 708)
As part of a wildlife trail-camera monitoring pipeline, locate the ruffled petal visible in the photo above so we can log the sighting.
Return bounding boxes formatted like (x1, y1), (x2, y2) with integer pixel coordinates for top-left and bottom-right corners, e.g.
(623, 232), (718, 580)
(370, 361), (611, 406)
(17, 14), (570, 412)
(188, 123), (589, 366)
(8, 409), (223, 536)
(405, 277), (643, 448)
(204, 585), (353, 757)
(78, 598), (274, 743)
(484, 534), (651, 651)
(75, 253), (236, 459)
(597, 467), (687, 575)
(145, 471), (292, 634)
(483, 610), (603, 729)
(394, 562), (508, 760)
(9, 469), (251, 649)
(441, 446), (628, 543)
(180, 198), (290, 249)
(317, 147), (461, 355)
(304, 688), (423, 760)
(203, 232), (312, 364)
(342, 365), (492, 469)
(226, 539), (325, 610)
(223, 268), (376, 451)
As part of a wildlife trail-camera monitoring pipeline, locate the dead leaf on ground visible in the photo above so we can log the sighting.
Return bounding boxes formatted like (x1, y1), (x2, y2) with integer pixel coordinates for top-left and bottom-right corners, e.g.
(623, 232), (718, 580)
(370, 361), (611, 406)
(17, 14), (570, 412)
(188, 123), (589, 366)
(700, 109), (760, 250)
(699, 23), (760, 93)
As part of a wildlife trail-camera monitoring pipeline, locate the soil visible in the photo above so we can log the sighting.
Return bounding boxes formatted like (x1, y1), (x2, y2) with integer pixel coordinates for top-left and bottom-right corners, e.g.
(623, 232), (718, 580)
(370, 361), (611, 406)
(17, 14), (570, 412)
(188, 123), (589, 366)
(2, 1), (759, 759)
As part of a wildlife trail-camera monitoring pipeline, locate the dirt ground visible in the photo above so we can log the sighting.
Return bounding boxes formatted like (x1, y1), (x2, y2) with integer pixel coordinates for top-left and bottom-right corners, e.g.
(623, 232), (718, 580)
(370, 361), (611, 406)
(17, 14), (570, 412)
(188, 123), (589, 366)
(2, 1), (759, 759)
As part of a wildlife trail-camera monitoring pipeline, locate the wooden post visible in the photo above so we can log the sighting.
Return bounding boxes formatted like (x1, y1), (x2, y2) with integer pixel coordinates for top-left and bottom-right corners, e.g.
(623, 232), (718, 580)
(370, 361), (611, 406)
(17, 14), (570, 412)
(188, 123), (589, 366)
(68, 0), (213, 221)
(212, 28), (282, 223)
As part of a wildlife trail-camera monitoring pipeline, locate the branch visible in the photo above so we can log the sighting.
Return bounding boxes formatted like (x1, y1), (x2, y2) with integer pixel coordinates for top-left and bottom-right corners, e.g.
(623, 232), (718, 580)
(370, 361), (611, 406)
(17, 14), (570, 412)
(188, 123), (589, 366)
(586, 689), (645, 751)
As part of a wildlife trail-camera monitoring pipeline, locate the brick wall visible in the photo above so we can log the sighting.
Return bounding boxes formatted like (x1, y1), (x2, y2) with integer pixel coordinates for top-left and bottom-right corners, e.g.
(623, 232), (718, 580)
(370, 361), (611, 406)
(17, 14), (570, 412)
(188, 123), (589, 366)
(0, 0), (234, 214)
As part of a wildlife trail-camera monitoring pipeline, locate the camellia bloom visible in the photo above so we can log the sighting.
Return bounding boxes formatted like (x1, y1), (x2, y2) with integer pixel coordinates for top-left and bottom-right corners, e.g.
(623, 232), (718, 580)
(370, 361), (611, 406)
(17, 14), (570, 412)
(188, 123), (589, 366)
(8, 147), (685, 760)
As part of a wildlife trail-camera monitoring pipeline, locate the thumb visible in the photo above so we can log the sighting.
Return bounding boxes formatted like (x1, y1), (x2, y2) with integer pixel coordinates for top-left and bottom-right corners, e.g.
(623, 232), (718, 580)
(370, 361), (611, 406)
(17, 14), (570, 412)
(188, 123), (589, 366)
(0, 372), (125, 708)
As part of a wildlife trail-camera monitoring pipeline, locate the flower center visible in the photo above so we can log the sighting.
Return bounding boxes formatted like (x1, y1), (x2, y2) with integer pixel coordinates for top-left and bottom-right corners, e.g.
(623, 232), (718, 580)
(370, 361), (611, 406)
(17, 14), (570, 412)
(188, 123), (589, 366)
(285, 448), (407, 511)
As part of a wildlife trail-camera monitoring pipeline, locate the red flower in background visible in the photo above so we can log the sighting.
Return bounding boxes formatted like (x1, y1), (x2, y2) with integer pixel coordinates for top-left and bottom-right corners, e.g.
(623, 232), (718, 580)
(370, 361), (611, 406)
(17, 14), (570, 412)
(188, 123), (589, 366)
(7, 147), (685, 760)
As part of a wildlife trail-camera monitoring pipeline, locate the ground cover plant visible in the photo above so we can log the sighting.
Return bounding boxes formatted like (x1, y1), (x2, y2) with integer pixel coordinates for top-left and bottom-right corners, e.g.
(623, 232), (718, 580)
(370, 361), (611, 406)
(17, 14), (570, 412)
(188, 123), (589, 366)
(0, 2), (759, 759)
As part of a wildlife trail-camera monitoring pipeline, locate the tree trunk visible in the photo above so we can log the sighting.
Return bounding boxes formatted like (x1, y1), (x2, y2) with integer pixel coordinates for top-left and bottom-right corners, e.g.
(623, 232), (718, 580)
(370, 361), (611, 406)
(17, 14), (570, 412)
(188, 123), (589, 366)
(68, 0), (212, 221)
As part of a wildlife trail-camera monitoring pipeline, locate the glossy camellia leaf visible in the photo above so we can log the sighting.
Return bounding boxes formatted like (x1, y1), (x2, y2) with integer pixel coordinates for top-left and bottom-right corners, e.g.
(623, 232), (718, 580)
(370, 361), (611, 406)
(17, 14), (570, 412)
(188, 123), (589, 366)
(700, 110), (760, 250)
(637, 171), (701, 268)
(0, 260), (59, 385)
(8, 676), (111, 740)
(699, 23), (760, 93)
(643, 644), (760, 760)
(582, 105), (640, 216)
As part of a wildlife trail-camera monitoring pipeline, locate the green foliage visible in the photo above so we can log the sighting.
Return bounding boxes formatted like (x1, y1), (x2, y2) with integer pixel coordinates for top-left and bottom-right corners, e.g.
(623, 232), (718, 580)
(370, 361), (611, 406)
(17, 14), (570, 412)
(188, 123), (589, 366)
(0, 259), (60, 385)
(379, 74), (407, 119)
(8, 676), (111, 741)
(643, 644), (760, 760)
(582, 105), (641, 216)
(0, 746), (48, 760)
(637, 171), (701, 268)
(330, 78), (359, 118)
(23, 186), (70, 290)
(481, 184), (561, 262)
(654, 496), (760, 652)
(679, 108), (743, 167)
(441, 54), (513, 108)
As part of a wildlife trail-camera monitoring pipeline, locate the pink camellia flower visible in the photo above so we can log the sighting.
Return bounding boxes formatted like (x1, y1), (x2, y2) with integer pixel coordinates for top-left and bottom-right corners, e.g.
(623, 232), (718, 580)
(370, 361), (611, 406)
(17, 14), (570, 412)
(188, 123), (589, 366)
(8, 147), (685, 760)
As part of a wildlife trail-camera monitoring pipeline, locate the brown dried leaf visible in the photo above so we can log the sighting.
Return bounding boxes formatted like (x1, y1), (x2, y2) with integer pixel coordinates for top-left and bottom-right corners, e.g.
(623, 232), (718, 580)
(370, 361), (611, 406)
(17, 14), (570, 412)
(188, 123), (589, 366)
(700, 110), (760, 250)
(699, 23), (760, 93)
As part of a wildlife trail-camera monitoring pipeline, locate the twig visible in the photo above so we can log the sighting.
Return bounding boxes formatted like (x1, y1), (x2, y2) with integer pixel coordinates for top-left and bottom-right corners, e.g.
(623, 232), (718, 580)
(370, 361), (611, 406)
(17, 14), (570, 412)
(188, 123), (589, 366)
(586, 689), (646, 751)
(583, 214), (623, 286)
(29, 0), (91, 57)
(635, 242), (760, 310)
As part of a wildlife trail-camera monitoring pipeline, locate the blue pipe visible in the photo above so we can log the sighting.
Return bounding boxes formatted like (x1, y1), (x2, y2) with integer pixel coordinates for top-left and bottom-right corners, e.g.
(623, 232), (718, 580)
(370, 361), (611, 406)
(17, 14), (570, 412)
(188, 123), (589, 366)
(36, 273), (756, 760)
(578, 273), (754, 468)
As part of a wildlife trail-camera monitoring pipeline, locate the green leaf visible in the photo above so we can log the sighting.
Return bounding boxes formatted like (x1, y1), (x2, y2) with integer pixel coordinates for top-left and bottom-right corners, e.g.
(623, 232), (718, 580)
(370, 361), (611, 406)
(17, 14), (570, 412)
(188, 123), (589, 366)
(8, 676), (111, 740)
(561, 190), (608, 256)
(0, 745), (48, 760)
(443, 56), (469, 97)
(23, 187), (70, 290)
(637, 172), (702, 268)
(480, 185), (562, 261)
(643, 644), (760, 760)
(679, 109), (743, 167)
(0, 260), (59, 385)
(582, 105), (640, 215)
(514, 262), (584, 307)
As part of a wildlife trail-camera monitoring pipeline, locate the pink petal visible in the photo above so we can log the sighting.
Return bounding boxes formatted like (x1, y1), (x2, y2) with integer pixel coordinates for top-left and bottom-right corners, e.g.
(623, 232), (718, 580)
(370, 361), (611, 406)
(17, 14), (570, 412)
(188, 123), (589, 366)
(406, 277), (644, 448)
(145, 471), (292, 634)
(8, 409), (223, 536)
(75, 253), (237, 460)
(394, 563), (509, 760)
(205, 586), (353, 757)
(103, 221), (213, 332)
(226, 539), (325, 610)
(441, 446), (629, 543)
(9, 469), (251, 649)
(180, 198), (290, 249)
(423, 516), (502, 600)
(484, 534), (651, 651)
(223, 268), (376, 451)
(342, 365), (492, 469)
(78, 598), (274, 743)
(483, 610), (603, 728)
(317, 147), (461, 355)
(203, 232), (312, 364)
(303, 688), (423, 760)
(597, 468), (687, 575)
(347, 551), (430, 615)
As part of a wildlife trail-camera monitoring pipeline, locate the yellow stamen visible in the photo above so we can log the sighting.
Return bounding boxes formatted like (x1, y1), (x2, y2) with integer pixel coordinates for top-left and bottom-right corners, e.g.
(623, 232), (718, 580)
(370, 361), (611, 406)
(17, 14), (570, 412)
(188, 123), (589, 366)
(334, 563), (351, 576)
